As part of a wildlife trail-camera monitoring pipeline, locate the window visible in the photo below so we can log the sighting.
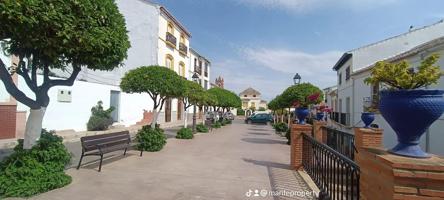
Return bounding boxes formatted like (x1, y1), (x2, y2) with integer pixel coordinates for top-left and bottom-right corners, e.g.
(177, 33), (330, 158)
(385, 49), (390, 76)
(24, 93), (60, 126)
(244, 95), (247, 97)
(339, 73), (343, 84)
(194, 58), (197, 66)
(345, 66), (350, 81)
(251, 102), (256, 108)
(253, 95), (256, 97)
(204, 80), (208, 90)
(242, 102), (248, 108)
(165, 54), (174, 71)
(167, 22), (174, 34)
(179, 62), (185, 77)
(180, 34), (185, 43)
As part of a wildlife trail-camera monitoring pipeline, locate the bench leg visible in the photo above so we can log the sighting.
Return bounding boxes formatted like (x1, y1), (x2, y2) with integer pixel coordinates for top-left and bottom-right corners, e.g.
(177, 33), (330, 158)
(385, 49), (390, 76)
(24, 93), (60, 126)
(77, 152), (84, 170)
(140, 149), (143, 157)
(123, 148), (127, 156)
(98, 154), (104, 172)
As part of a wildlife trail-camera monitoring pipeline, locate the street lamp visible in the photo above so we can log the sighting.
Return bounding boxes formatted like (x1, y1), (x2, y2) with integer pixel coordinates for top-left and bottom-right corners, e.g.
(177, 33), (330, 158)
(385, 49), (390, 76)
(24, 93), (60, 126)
(293, 73), (301, 85)
(192, 72), (199, 133)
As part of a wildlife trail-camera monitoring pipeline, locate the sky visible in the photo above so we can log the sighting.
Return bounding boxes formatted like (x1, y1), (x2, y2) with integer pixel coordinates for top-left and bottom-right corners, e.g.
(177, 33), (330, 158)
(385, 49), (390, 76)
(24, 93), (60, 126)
(153, 0), (444, 101)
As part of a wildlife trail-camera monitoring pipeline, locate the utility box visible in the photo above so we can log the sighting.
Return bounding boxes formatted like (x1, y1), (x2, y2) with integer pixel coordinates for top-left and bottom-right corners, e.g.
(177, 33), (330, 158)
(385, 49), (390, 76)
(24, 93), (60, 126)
(57, 89), (72, 103)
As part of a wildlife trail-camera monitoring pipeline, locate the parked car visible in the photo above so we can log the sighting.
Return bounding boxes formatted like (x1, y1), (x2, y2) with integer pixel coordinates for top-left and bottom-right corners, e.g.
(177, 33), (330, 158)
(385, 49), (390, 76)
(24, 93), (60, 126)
(245, 113), (272, 124)
(223, 112), (235, 120)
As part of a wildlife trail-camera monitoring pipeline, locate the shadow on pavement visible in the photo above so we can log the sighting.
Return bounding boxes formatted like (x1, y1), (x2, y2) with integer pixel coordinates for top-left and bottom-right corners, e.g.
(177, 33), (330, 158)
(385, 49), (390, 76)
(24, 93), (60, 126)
(247, 132), (271, 136)
(241, 138), (287, 145)
(77, 153), (137, 172)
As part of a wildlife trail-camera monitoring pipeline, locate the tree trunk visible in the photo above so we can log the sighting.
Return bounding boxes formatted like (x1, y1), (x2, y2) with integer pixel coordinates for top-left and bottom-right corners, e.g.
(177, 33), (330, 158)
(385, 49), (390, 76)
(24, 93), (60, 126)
(151, 109), (159, 129)
(287, 108), (291, 127)
(23, 107), (46, 149)
(184, 108), (188, 128)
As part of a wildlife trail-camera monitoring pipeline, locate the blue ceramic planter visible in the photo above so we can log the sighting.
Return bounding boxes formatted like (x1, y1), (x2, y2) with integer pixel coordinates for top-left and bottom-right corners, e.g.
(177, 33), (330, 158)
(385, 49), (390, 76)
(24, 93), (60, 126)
(361, 112), (375, 128)
(296, 108), (309, 124)
(379, 90), (444, 158)
(316, 112), (324, 121)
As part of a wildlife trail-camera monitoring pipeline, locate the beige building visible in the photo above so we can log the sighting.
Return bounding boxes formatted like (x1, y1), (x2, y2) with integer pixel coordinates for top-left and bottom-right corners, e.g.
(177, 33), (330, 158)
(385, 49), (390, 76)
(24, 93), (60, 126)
(239, 87), (267, 115)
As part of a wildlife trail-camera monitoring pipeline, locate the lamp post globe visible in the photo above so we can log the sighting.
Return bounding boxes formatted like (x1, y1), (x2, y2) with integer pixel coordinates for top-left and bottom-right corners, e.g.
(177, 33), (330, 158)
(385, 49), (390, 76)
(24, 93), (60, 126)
(293, 73), (301, 85)
(191, 72), (199, 133)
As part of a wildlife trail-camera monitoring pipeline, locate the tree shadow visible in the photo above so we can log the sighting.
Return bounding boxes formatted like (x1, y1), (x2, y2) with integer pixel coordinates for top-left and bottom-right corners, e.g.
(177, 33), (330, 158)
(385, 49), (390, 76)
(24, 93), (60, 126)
(247, 132), (271, 136)
(241, 138), (287, 145)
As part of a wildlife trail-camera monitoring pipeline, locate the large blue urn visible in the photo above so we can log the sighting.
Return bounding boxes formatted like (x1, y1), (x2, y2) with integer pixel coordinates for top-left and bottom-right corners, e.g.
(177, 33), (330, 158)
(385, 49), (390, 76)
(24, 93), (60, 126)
(296, 108), (309, 125)
(379, 90), (444, 158)
(361, 112), (375, 128)
(316, 112), (324, 121)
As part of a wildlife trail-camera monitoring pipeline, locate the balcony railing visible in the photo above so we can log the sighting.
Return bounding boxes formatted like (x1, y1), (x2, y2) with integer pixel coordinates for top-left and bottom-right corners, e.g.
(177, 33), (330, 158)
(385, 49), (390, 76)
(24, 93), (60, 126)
(194, 66), (201, 75)
(166, 32), (176, 48)
(204, 71), (208, 77)
(330, 112), (350, 126)
(179, 42), (188, 55)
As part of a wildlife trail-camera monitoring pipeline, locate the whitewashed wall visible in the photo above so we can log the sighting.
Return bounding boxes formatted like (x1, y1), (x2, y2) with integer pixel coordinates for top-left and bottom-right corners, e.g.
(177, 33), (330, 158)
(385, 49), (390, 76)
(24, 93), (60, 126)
(16, 75), (154, 132)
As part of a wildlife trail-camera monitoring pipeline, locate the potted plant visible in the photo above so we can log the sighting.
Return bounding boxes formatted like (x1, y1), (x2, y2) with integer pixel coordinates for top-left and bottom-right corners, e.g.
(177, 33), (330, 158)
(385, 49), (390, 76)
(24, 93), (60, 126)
(364, 54), (444, 158)
(315, 105), (327, 121)
(294, 92), (322, 124)
(361, 98), (376, 128)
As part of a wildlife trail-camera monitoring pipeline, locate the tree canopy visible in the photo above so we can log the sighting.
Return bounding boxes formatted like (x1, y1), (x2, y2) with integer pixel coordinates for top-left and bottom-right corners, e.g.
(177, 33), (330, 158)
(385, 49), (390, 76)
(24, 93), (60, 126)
(280, 83), (323, 108)
(0, 0), (130, 149)
(207, 87), (241, 110)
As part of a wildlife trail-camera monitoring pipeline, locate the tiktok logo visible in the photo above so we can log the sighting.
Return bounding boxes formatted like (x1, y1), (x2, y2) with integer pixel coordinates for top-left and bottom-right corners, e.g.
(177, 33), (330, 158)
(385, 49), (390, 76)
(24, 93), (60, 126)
(245, 189), (253, 197)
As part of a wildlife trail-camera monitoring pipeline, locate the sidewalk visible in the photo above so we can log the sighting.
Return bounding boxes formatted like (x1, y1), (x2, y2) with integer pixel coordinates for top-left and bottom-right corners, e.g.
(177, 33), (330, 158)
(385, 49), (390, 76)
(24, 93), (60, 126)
(21, 119), (317, 200)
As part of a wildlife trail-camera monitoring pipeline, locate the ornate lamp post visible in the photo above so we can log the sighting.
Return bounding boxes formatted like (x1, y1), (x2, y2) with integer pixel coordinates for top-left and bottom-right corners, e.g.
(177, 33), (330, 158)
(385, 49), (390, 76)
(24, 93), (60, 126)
(293, 73), (301, 85)
(192, 72), (200, 133)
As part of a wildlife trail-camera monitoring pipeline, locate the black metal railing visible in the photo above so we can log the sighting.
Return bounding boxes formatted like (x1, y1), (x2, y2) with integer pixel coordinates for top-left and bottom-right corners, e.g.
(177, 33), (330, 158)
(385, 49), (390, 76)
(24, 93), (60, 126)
(303, 133), (360, 200)
(179, 42), (188, 55)
(166, 32), (176, 47)
(330, 112), (350, 126)
(194, 66), (201, 74)
(325, 127), (357, 160)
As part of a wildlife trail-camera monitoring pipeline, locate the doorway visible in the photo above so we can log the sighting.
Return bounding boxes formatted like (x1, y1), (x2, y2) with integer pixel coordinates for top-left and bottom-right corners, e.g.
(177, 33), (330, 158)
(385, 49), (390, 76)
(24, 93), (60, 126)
(110, 90), (120, 122)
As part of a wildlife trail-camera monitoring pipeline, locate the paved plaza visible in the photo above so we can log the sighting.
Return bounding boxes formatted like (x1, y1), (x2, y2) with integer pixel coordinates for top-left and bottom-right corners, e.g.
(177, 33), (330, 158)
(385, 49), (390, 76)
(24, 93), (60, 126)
(22, 120), (315, 200)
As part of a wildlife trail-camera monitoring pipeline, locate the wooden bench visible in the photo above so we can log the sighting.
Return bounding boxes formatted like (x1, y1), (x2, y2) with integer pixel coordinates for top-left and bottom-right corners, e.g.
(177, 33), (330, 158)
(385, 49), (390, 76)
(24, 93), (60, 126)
(77, 131), (142, 172)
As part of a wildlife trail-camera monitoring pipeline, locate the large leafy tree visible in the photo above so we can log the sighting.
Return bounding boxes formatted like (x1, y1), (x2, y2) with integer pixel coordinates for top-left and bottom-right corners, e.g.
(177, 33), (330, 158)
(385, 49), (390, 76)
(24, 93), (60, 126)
(281, 83), (323, 126)
(0, 0), (130, 149)
(179, 80), (205, 128)
(120, 66), (185, 128)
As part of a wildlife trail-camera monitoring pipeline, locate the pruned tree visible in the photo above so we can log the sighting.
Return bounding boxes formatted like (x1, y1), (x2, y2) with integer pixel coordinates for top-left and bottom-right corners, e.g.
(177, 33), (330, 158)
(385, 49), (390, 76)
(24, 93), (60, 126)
(281, 83), (323, 126)
(180, 80), (205, 128)
(0, 0), (130, 149)
(120, 66), (185, 129)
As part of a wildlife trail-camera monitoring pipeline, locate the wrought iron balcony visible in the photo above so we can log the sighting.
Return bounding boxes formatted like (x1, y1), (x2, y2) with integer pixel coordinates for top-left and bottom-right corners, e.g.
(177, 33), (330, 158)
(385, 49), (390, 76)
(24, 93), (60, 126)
(194, 66), (202, 75)
(179, 42), (188, 55)
(330, 112), (350, 126)
(166, 32), (176, 48)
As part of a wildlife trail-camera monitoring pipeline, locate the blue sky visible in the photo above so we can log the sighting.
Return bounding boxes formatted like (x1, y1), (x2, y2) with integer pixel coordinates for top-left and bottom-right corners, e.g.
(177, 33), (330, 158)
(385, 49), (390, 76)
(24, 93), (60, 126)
(154, 0), (444, 101)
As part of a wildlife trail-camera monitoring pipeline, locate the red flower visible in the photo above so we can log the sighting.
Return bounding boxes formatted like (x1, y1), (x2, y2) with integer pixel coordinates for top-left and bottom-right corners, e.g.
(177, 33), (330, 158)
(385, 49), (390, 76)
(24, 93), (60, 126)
(307, 92), (320, 102)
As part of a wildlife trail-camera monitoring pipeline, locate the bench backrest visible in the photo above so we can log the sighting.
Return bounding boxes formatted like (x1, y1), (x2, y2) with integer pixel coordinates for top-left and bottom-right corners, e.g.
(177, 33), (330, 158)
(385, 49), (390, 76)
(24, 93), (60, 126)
(80, 131), (130, 152)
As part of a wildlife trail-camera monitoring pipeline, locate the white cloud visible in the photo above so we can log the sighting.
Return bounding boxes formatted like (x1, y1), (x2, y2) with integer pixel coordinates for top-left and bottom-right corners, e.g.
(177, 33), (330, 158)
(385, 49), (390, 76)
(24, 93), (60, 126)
(211, 48), (342, 100)
(241, 47), (342, 89)
(234, 0), (399, 13)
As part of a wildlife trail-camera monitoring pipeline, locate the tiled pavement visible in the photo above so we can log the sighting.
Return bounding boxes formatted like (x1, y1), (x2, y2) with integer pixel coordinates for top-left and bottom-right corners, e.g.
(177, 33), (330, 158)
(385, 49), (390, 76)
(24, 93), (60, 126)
(14, 119), (317, 200)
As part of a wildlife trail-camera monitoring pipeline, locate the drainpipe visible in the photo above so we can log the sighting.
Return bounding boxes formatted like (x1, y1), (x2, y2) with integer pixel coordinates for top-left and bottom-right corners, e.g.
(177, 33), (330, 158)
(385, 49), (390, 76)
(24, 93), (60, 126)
(352, 77), (355, 127)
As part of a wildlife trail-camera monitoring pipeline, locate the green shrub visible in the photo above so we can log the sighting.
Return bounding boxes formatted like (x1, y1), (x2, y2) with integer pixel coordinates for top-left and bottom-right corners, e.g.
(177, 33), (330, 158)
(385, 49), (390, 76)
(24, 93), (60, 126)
(273, 122), (288, 133)
(176, 128), (193, 139)
(285, 129), (291, 145)
(212, 121), (222, 128)
(87, 101), (114, 131)
(237, 109), (245, 116)
(135, 125), (166, 152)
(196, 123), (209, 133)
(0, 130), (72, 198)
(226, 119), (232, 124)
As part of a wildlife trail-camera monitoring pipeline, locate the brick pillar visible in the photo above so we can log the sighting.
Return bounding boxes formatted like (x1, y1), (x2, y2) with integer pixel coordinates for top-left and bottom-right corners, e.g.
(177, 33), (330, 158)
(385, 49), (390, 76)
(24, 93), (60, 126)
(313, 120), (327, 143)
(355, 128), (444, 200)
(354, 128), (383, 150)
(290, 123), (312, 170)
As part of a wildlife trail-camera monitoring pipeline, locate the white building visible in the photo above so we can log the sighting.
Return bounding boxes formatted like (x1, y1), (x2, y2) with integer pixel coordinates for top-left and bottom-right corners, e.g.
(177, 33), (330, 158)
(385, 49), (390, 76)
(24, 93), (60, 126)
(330, 20), (444, 155)
(239, 87), (267, 115)
(0, 0), (211, 138)
(190, 48), (211, 90)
